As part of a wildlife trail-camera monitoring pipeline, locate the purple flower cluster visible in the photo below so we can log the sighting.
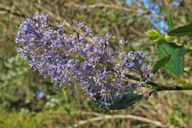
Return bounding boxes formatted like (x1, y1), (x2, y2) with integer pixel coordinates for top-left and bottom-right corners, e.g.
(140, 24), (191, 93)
(15, 13), (154, 107)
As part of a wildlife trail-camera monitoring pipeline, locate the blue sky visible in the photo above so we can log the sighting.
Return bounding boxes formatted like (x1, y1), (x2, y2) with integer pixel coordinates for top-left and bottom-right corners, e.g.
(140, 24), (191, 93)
(126, 0), (179, 34)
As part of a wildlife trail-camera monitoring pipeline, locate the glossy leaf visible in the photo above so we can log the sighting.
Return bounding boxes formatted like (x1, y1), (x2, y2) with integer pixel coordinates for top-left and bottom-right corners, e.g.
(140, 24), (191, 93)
(177, 48), (189, 57)
(168, 23), (192, 37)
(165, 41), (183, 49)
(151, 54), (171, 74)
(158, 44), (183, 76)
(109, 94), (143, 110)
(167, 12), (174, 30)
(93, 94), (143, 110)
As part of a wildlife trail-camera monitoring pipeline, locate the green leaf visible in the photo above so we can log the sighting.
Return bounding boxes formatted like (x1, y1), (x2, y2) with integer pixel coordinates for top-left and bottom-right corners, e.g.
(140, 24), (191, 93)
(151, 54), (171, 74)
(168, 23), (192, 37)
(165, 41), (183, 49)
(158, 44), (183, 76)
(109, 94), (143, 110)
(177, 48), (189, 57)
(167, 12), (174, 30)
(93, 94), (143, 110)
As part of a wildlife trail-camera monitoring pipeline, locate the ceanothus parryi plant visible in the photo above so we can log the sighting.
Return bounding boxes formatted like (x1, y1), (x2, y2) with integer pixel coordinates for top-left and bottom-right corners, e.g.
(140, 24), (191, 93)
(15, 12), (192, 110)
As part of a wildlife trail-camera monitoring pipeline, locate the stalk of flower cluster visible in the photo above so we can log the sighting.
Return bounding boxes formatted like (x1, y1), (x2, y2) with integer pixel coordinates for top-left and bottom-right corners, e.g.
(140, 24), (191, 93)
(15, 13), (154, 107)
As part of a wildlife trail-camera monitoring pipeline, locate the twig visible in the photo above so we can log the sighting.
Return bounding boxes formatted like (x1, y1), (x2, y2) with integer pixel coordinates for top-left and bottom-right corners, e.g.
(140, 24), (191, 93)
(0, 4), (26, 17)
(66, 2), (160, 19)
(126, 74), (192, 91)
(129, 26), (146, 36)
(48, 111), (103, 117)
(67, 3), (139, 13)
(70, 114), (168, 128)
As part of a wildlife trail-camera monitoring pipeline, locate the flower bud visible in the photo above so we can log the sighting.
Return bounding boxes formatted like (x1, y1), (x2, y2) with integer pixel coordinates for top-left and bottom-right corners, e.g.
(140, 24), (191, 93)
(145, 29), (164, 43)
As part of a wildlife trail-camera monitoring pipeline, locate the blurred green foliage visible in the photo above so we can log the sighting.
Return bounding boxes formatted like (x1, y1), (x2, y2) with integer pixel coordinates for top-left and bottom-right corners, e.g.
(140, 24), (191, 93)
(0, 54), (54, 110)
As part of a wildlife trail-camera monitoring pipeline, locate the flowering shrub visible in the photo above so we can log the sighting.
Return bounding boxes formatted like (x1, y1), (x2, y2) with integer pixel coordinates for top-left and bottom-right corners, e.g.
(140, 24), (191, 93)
(15, 12), (192, 110)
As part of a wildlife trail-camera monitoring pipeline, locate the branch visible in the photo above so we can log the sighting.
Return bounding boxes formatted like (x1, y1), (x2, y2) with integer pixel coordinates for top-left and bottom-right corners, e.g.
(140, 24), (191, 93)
(66, 2), (160, 19)
(126, 74), (192, 91)
(67, 3), (139, 13)
(70, 114), (169, 128)
(0, 4), (26, 17)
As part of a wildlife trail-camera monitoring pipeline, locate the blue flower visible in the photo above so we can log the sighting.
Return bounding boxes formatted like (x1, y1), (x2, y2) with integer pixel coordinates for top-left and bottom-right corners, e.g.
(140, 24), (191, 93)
(16, 13), (155, 107)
